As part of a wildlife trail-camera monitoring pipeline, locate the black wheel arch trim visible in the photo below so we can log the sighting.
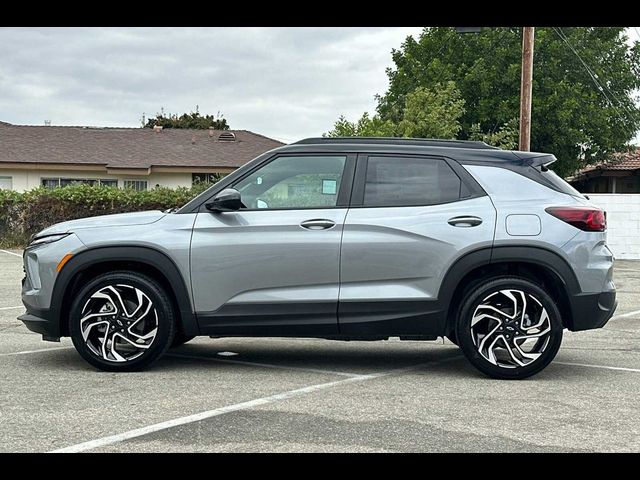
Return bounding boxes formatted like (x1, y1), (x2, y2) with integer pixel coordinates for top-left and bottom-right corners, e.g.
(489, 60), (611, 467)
(437, 244), (581, 334)
(489, 245), (581, 295)
(51, 245), (198, 337)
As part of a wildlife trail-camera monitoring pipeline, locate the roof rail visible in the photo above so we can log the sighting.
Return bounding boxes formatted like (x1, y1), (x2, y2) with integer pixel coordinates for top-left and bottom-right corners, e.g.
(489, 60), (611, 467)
(294, 137), (499, 150)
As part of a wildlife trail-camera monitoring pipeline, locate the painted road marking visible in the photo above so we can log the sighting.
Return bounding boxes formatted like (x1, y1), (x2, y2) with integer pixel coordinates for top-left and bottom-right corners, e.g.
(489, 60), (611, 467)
(0, 249), (22, 258)
(0, 346), (73, 357)
(50, 354), (462, 453)
(0, 305), (24, 311)
(167, 352), (360, 377)
(555, 361), (640, 374)
(612, 309), (640, 320)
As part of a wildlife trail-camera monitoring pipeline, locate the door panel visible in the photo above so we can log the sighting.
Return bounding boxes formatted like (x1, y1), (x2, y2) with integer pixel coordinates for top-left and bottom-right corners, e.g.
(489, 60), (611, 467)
(339, 196), (496, 334)
(190, 153), (353, 335)
(191, 208), (347, 334)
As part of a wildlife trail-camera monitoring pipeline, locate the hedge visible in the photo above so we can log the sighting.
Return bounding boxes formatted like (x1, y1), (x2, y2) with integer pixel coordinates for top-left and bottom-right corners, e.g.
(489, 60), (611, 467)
(0, 182), (214, 248)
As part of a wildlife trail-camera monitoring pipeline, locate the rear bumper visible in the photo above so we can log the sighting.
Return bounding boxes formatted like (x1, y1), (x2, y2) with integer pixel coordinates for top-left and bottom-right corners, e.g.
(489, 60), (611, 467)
(18, 307), (60, 341)
(568, 290), (617, 331)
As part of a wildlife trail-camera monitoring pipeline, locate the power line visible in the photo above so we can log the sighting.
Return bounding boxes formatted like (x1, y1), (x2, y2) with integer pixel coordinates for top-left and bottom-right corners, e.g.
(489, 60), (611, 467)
(552, 27), (637, 141)
(556, 28), (637, 124)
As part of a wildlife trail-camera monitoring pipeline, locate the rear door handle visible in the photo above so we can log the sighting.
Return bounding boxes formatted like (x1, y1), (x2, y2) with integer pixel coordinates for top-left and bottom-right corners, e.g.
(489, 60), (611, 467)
(300, 219), (336, 230)
(448, 215), (483, 227)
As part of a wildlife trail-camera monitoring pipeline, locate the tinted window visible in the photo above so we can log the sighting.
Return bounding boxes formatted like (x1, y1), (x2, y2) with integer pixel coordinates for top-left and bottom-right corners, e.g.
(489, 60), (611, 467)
(363, 156), (461, 207)
(534, 166), (585, 198)
(234, 155), (346, 209)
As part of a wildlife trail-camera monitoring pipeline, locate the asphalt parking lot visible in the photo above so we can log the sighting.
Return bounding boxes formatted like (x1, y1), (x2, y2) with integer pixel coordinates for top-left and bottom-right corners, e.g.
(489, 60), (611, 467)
(1, 248), (639, 453)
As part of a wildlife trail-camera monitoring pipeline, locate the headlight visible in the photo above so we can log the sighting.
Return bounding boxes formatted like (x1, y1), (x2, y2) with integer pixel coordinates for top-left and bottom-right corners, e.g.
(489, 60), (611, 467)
(28, 233), (70, 248)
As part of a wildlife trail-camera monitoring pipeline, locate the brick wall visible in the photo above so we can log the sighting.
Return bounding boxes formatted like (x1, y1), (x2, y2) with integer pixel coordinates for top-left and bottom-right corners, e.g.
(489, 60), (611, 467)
(589, 194), (640, 260)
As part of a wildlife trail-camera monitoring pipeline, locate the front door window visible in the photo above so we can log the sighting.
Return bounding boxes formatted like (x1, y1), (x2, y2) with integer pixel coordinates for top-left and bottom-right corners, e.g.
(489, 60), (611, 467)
(233, 155), (347, 210)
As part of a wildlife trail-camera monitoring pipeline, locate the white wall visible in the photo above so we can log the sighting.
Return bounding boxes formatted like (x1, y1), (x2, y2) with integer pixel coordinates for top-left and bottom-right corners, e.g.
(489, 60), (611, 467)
(0, 169), (193, 192)
(589, 194), (640, 260)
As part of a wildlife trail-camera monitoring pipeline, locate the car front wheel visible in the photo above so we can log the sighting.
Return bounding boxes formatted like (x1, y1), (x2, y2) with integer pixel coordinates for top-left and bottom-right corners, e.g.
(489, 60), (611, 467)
(455, 277), (563, 380)
(69, 271), (176, 371)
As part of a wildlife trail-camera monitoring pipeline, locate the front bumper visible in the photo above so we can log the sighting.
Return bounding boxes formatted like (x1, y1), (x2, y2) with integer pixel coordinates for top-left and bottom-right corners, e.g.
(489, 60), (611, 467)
(18, 308), (60, 341)
(20, 233), (85, 341)
(568, 290), (617, 331)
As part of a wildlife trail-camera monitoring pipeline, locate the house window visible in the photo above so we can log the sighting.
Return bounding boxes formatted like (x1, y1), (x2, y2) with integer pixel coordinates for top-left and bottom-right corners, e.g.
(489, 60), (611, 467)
(60, 178), (97, 187)
(0, 176), (12, 190)
(100, 179), (118, 188)
(123, 180), (148, 191)
(41, 178), (119, 189)
(192, 173), (224, 185)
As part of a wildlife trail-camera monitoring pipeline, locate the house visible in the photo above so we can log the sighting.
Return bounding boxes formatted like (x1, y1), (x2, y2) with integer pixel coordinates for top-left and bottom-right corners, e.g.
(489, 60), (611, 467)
(568, 148), (640, 193)
(567, 147), (640, 260)
(0, 121), (284, 192)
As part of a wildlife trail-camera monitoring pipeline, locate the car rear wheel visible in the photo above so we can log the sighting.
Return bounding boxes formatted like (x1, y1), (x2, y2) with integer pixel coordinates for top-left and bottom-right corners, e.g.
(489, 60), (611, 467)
(455, 277), (563, 380)
(69, 271), (176, 371)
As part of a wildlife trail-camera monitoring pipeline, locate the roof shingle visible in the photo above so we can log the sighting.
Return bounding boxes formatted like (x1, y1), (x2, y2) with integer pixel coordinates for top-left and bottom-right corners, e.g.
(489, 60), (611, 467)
(572, 148), (640, 178)
(0, 122), (284, 169)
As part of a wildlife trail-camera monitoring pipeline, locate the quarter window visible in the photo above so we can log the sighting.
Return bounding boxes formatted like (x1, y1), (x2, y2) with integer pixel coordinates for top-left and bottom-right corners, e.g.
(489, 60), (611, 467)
(363, 156), (461, 207)
(233, 155), (347, 209)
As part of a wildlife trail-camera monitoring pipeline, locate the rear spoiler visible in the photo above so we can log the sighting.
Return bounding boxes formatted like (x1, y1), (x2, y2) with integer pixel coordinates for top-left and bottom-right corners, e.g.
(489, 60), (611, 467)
(512, 151), (557, 169)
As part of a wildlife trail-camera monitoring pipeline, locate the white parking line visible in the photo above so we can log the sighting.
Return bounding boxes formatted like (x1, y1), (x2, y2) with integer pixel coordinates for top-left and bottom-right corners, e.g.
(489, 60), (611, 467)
(555, 361), (640, 374)
(0, 305), (24, 311)
(167, 352), (360, 377)
(612, 309), (640, 320)
(50, 354), (462, 453)
(0, 346), (73, 357)
(0, 249), (22, 258)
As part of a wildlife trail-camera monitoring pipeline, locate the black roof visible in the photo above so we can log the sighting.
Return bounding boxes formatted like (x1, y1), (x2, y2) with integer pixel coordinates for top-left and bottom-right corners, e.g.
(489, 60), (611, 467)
(295, 137), (498, 150)
(282, 137), (556, 167)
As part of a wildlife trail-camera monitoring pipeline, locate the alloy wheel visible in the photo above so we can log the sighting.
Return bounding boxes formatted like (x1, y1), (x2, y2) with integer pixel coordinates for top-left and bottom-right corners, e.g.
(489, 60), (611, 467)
(470, 289), (551, 369)
(79, 284), (158, 362)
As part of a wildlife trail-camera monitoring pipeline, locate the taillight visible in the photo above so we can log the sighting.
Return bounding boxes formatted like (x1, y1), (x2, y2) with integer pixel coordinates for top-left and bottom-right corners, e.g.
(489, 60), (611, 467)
(545, 206), (606, 232)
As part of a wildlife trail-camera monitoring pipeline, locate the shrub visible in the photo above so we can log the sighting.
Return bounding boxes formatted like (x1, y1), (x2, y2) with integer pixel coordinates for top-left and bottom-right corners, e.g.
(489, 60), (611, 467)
(0, 182), (214, 248)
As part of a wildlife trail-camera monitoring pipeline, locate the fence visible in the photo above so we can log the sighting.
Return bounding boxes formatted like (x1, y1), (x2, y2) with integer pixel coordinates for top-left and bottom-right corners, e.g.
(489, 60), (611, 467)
(589, 194), (640, 260)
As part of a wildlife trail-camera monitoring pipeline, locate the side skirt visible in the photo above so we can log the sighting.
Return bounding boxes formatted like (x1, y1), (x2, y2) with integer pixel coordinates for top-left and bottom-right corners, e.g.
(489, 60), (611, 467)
(197, 302), (339, 336)
(197, 300), (444, 337)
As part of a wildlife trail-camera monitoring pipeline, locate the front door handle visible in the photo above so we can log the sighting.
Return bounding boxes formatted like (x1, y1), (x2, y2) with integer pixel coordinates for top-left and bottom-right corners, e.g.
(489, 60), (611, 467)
(448, 215), (483, 227)
(300, 219), (336, 230)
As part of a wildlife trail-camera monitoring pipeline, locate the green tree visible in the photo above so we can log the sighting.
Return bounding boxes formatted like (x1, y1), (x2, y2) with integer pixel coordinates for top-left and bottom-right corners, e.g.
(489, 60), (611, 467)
(377, 27), (640, 176)
(469, 118), (519, 150)
(324, 112), (396, 137)
(144, 106), (229, 130)
(325, 82), (465, 139)
(397, 83), (465, 138)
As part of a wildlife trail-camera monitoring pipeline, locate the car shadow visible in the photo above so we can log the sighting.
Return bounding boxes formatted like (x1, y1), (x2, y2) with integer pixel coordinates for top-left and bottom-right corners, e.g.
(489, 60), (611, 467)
(16, 338), (600, 381)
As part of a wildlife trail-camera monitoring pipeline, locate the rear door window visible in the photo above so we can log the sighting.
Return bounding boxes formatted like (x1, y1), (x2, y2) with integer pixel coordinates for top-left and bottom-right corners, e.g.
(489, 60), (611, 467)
(363, 156), (461, 207)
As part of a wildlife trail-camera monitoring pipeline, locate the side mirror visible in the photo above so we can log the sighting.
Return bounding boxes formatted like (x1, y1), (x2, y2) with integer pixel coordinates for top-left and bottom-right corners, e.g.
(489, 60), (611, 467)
(205, 188), (242, 212)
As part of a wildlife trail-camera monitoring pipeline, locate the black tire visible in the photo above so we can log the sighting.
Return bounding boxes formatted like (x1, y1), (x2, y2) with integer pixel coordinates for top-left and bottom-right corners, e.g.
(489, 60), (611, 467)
(455, 276), (563, 380)
(171, 333), (195, 348)
(69, 271), (176, 372)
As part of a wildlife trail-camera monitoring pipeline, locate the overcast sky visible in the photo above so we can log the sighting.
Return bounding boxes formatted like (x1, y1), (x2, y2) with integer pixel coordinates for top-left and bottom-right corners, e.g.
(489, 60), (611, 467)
(0, 27), (638, 144)
(0, 27), (423, 143)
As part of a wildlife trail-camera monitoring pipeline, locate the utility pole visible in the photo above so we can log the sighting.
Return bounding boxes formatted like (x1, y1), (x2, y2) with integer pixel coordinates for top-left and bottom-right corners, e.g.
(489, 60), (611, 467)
(519, 27), (535, 151)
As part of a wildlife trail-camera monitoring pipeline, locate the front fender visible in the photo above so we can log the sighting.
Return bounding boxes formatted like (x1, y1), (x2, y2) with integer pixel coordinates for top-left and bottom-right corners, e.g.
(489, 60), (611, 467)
(51, 246), (198, 337)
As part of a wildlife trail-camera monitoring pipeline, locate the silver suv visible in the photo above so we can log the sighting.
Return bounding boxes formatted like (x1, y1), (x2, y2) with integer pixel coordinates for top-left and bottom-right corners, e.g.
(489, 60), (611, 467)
(19, 138), (617, 379)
